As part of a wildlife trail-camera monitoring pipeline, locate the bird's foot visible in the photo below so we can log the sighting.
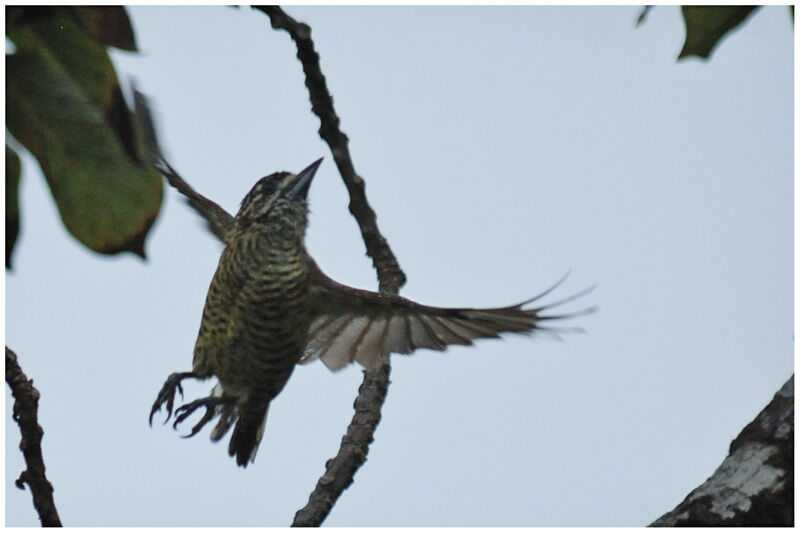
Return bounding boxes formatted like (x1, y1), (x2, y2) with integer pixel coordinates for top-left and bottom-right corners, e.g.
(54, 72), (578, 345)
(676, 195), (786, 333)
(149, 371), (197, 426)
(173, 396), (234, 438)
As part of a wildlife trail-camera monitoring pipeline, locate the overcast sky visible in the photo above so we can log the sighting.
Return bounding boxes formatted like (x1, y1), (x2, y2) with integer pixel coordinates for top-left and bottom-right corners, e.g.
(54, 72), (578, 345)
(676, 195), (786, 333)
(6, 5), (793, 527)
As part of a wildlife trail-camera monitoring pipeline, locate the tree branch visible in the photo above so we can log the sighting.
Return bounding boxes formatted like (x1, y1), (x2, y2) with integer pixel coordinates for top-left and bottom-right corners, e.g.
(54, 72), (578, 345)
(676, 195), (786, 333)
(5, 346), (62, 527)
(292, 361), (390, 526)
(651, 375), (794, 526)
(253, 5), (406, 526)
(254, 5), (406, 294)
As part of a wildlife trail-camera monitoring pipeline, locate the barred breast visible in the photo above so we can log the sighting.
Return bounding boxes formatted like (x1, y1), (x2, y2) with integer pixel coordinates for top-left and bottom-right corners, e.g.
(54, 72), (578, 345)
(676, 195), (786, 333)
(193, 230), (311, 403)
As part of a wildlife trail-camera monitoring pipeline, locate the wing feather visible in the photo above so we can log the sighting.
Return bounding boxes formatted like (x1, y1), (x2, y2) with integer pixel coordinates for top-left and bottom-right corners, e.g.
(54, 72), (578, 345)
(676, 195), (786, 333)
(353, 318), (389, 368)
(302, 259), (595, 371)
(304, 314), (353, 365)
(427, 317), (475, 346)
(383, 315), (413, 355)
(319, 316), (371, 371)
(134, 89), (236, 243)
(450, 317), (505, 338)
(407, 315), (446, 351)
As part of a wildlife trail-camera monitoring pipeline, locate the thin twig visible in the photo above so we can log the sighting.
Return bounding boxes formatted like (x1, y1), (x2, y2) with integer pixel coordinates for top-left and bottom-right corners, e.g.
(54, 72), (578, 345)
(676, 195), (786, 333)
(5, 346), (62, 527)
(253, 5), (406, 526)
(292, 362), (391, 526)
(254, 5), (406, 294)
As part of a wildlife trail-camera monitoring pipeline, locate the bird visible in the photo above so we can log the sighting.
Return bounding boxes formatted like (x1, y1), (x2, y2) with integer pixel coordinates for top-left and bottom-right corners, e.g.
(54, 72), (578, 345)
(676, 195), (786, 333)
(136, 94), (595, 468)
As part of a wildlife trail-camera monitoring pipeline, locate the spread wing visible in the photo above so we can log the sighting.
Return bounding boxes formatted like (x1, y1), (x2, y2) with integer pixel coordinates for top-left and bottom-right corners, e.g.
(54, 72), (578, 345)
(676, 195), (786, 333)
(134, 89), (235, 243)
(302, 263), (596, 372)
(134, 90), (595, 373)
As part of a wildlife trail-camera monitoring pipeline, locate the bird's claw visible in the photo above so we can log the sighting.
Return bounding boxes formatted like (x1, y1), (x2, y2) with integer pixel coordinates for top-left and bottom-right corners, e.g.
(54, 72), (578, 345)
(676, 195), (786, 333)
(172, 396), (231, 438)
(149, 372), (196, 426)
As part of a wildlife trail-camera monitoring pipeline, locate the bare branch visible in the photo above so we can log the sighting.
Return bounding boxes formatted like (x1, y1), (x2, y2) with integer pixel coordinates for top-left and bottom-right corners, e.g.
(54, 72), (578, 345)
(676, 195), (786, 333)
(292, 362), (390, 526)
(253, 5), (406, 526)
(5, 346), (62, 527)
(254, 5), (406, 295)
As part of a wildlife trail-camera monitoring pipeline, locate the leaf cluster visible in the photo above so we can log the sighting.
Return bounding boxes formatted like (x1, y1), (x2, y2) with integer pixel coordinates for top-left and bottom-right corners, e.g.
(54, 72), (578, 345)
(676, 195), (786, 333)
(5, 6), (163, 268)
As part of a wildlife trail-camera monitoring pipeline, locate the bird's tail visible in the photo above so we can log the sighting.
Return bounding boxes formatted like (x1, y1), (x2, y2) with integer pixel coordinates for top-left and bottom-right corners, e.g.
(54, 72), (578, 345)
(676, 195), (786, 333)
(227, 402), (269, 468)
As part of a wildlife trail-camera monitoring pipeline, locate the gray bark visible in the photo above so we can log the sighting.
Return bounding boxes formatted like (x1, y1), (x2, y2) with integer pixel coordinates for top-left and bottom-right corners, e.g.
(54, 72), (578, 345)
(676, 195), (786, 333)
(651, 375), (793, 526)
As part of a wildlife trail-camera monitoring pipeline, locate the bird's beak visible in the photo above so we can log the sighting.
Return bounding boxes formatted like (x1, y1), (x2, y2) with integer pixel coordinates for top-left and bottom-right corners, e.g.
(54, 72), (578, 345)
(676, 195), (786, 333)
(289, 157), (323, 199)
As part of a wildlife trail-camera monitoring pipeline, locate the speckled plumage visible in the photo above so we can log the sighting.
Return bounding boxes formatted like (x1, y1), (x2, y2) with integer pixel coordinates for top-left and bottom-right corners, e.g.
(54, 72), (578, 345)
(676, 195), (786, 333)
(194, 173), (312, 390)
(190, 166), (318, 465)
(148, 157), (595, 468)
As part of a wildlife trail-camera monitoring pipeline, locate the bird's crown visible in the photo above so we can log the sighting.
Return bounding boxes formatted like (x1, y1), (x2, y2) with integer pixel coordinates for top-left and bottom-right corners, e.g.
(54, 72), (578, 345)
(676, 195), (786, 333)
(236, 158), (323, 223)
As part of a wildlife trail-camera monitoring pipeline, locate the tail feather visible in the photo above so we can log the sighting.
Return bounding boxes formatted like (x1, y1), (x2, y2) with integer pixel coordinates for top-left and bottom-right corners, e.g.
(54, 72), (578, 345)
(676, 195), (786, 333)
(228, 404), (268, 468)
(210, 402), (238, 442)
(208, 383), (238, 442)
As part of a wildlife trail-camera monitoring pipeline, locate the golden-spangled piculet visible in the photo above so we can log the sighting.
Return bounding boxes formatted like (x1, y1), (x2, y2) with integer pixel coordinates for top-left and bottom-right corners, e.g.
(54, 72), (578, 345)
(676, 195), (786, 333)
(147, 156), (595, 467)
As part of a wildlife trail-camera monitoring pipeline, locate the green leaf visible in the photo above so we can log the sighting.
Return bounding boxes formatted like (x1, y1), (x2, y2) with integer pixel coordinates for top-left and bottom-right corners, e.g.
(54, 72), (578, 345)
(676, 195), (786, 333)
(6, 7), (162, 258)
(8, 9), (140, 160)
(6, 146), (21, 269)
(6, 6), (137, 52)
(71, 6), (138, 51)
(679, 6), (760, 60)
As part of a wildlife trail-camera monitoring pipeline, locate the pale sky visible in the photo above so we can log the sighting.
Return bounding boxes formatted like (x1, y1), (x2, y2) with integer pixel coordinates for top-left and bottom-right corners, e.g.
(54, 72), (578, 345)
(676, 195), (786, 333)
(5, 5), (793, 526)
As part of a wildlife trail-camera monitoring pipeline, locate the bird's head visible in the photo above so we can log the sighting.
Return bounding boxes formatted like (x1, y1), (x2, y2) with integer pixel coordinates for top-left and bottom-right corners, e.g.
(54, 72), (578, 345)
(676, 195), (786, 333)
(235, 158), (323, 236)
